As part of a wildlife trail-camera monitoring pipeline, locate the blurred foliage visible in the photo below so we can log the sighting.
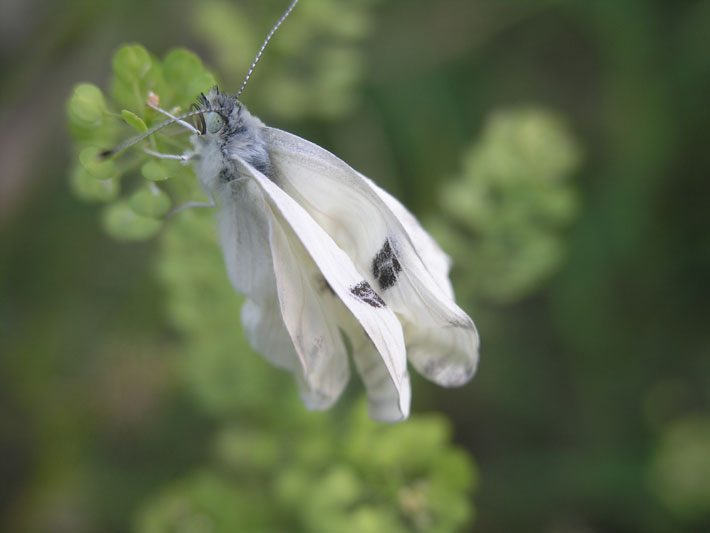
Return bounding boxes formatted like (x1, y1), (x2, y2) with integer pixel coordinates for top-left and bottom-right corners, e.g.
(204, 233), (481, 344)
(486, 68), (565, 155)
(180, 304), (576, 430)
(436, 108), (580, 303)
(649, 415), (710, 521)
(136, 403), (475, 533)
(191, 0), (380, 120)
(2, 0), (709, 532)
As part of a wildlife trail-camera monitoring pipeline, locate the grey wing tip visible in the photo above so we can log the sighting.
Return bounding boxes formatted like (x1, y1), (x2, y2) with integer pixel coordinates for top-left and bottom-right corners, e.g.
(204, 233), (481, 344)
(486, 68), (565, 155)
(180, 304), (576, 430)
(427, 361), (478, 388)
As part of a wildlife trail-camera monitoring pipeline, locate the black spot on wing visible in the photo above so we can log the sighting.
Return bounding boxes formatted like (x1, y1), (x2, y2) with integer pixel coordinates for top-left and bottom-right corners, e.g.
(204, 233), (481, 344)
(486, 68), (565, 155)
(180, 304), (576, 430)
(372, 239), (402, 291)
(350, 281), (385, 308)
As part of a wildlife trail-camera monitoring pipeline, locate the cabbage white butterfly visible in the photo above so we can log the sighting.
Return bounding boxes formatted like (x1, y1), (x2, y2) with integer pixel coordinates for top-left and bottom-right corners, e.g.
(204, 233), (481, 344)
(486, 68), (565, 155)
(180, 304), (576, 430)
(102, 0), (479, 421)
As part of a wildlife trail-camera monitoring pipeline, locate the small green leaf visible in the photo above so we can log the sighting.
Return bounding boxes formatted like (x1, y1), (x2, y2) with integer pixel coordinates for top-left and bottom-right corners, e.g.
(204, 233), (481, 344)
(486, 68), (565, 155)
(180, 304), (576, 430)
(129, 183), (171, 218)
(70, 166), (119, 203)
(121, 109), (148, 133)
(161, 49), (217, 105)
(113, 44), (152, 82)
(141, 160), (170, 182)
(79, 146), (118, 180)
(67, 83), (106, 127)
(111, 44), (165, 110)
(102, 201), (162, 241)
(163, 49), (203, 84)
(184, 72), (218, 104)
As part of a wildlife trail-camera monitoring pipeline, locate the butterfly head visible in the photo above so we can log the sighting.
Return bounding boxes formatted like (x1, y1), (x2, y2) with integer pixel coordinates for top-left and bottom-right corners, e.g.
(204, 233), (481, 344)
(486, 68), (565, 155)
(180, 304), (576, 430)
(191, 87), (243, 137)
(189, 86), (271, 189)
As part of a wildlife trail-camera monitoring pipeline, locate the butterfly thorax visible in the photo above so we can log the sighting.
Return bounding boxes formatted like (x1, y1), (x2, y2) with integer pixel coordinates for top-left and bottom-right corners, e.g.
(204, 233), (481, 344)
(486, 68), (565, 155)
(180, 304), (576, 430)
(191, 88), (272, 196)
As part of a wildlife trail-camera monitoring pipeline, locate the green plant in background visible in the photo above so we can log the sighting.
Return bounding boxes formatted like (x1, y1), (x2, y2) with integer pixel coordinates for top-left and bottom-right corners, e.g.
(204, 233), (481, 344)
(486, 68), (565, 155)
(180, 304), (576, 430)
(436, 109), (581, 304)
(191, 0), (380, 120)
(137, 400), (475, 532)
(68, 46), (216, 241)
(649, 415), (710, 521)
(67, 44), (476, 532)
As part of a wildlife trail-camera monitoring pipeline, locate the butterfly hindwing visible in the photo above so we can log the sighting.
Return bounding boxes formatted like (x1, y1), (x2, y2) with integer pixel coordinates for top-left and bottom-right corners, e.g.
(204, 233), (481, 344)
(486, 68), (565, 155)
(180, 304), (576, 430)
(221, 179), (348, 407)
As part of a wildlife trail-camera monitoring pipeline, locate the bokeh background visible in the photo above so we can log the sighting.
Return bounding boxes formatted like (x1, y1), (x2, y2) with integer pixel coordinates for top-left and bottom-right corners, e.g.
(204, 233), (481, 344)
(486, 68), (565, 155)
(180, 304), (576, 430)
(2, 0), (709, 531)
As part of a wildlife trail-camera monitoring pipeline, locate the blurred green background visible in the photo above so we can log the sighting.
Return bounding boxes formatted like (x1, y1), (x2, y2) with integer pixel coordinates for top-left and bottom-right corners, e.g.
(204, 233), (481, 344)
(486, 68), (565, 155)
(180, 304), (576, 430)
(2, 0), (709, 531)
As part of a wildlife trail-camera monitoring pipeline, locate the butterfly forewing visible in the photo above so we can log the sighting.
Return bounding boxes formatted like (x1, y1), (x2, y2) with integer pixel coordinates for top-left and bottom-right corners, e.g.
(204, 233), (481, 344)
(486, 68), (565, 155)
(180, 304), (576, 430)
(232, 157), (411, 419)
(262, 127), (480, 387)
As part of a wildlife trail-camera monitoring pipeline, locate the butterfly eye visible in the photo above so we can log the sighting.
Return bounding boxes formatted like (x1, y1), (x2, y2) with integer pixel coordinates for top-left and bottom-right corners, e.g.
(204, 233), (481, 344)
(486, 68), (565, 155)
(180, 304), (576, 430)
(190, 104), (206, 135)
(205, 112), (225, 134)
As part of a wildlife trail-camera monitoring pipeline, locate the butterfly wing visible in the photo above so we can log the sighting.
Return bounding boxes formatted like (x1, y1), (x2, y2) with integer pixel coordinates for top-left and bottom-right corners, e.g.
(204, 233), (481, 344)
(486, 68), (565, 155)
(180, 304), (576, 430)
(363, 178), (455, 300)
(217, 180), (295, 374)
(263, 127), (479, 387)
(218, 179), (348, 409)
(230, 159), (411, 420)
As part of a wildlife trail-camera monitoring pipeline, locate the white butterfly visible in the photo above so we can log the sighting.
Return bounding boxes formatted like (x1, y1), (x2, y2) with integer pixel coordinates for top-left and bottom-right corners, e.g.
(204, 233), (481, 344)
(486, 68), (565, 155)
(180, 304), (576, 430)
(103, 0), (479, 421)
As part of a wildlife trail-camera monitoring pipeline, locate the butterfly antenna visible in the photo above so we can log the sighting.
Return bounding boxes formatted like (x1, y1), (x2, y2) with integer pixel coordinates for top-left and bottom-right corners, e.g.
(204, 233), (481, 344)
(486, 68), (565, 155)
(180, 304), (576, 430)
(235, 0), (299, 100)
(100, 107), (209, 159)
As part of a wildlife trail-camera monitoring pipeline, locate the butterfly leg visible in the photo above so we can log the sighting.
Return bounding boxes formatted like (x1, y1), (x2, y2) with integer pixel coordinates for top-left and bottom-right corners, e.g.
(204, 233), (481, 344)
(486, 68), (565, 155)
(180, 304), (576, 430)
(167, 193), (217, 218)
(143, 147), (194, 164)
(147, 100), (200, 134)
